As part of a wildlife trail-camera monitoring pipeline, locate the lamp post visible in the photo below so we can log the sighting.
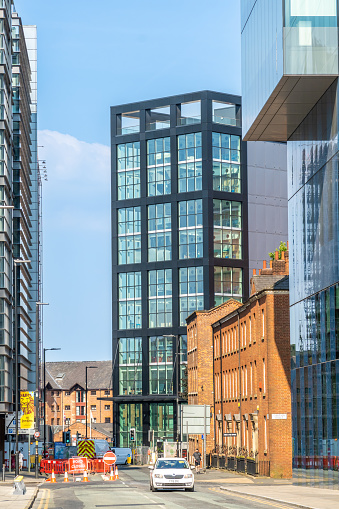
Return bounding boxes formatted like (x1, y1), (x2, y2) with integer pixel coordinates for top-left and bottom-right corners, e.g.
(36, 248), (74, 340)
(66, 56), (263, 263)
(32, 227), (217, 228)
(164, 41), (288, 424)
(14, 258), (30, 477)
(85, 366), (98, 439)
(35, 302), (49, 478)
(43, 348), (61, 458)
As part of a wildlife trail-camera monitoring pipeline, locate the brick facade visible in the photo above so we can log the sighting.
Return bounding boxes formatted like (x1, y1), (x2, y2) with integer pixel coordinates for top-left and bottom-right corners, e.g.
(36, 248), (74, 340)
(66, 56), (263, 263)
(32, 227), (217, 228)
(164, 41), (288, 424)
(186, 299), (242, 459)
(44, 361), (113, 441)
(187, 250), (292, 478)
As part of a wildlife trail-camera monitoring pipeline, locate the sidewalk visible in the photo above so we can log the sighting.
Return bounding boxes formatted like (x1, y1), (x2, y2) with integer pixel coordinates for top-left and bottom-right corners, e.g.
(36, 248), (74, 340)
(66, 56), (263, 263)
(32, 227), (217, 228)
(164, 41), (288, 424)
(220, 481), (339, 509)
(0, 471), (45, 509)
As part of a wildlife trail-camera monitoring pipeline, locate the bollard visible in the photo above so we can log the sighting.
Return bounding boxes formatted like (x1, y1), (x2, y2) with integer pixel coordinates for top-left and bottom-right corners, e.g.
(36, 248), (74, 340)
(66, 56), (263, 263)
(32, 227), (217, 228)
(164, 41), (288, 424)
(2, 464), (5, 482)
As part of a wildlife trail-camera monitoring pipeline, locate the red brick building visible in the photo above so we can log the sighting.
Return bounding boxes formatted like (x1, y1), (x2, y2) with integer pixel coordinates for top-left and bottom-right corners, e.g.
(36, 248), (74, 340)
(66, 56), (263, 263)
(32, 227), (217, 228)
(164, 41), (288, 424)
(186, 299), (242, 458)
(187, 250), (292, 478)
(45, 361), (113, 441)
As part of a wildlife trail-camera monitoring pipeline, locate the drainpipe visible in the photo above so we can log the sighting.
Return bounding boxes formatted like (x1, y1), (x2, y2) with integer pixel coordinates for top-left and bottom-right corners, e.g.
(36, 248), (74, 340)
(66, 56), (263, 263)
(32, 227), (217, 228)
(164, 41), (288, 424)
(212, 325), (216, 454)
(220, 322), (223, 456)
(236, 309), (242, 455)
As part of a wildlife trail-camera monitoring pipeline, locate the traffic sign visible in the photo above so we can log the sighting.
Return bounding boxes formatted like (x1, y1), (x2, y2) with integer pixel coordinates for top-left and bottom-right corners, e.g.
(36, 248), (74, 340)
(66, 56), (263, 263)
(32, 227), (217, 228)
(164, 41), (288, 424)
(34, 431), (40, 439)
(69, 457), (88, 474)
(223, 433), (237, 437)
(103, 451), (116, 465)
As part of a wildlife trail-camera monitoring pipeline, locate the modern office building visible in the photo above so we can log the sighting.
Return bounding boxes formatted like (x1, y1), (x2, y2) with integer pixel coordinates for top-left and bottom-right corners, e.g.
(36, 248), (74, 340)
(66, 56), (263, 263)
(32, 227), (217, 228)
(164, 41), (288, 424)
(241, 0), (339, 485)
(0, 5), (40, 465)
(111, 91), (287, 447)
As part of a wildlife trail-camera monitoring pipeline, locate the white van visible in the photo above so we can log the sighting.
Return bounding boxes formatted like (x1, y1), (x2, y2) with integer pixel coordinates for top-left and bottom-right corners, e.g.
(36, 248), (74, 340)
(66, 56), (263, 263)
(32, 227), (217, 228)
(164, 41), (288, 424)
(111, 447), (132, 465)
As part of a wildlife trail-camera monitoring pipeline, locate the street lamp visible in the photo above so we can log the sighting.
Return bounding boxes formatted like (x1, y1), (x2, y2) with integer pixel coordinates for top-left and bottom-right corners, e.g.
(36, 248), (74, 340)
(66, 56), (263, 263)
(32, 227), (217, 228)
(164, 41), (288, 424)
(35, 302), (49, 478)
(43, 347), (61, 457)
(14, 258), (30, 477)
(85, 366), (98, 439)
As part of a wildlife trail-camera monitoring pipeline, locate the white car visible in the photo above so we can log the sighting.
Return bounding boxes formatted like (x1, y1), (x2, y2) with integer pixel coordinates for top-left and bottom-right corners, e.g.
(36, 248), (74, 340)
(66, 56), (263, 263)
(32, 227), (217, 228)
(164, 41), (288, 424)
(149, 458), (194, 492)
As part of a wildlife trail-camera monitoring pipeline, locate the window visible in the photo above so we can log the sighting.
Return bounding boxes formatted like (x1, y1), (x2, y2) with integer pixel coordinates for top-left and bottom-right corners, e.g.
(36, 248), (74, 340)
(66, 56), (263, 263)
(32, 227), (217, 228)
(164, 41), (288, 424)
(91, 390), (96, 396)
(118, 207), (141, 264)
(117, 110), (140, 135)
(262, 309), (265, 337)
(76, 406), (85, 416)
(150, 403), (174, 442)
(65, 405), (70, 411)
(177, 100), (201, 126)
(76, 391), (85, 403)
(105, 417), (111, 423)
(178, 199), (203, 259)
(65, 391), (70, 396)
(178, 133), (202, 192)
(263, 358), (266, 393)
(51, 391), (54, 396)
(57, 418), (60, 425)
(149, 269), (172, 328)
(56, 392), (60, 397)
(117, 142), (140, 200)
(105, 405), (110, 411)
(212, 132), (241, 193)
(146, 105), (171, 131)
(65, 418), (70, 426)
(179, 267), (204, 325)
(148, 203), (171, 262)
(149, 336), (174, 394)
(214, 267), (242, 305)
(212, 101), (241, 127)
(118, 272), (142, 329)
(147, 137), (171, 196)
(51, 418), (54, 425)
(213, 200), (242, 259)
(105, 390), (110, 395)
(119, 337), (142, 396)
(91, 405), (96, 411)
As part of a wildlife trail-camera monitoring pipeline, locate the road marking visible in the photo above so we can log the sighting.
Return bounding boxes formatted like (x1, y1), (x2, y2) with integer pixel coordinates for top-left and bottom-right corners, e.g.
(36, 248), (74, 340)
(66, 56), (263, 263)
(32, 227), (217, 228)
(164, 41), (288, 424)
(44, 489), (51, 509)
(209, 487), (292, 509)
(37, 490), (46, 509)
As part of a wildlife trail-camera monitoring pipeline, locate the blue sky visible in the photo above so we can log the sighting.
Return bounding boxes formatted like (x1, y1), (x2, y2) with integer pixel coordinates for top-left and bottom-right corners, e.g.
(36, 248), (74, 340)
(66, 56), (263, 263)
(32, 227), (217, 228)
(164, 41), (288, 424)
(14, 0), (241, 361)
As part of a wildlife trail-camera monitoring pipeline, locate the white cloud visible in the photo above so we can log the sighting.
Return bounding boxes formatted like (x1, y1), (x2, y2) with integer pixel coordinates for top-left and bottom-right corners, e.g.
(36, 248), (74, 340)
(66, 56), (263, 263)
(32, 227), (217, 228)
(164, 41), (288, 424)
(38, 130), (111, 232)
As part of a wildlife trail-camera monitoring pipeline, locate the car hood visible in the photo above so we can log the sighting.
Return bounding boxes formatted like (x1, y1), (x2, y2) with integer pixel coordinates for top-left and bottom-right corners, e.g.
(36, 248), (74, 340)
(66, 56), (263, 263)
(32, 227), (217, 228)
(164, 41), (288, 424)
(153, 468), (193, 475)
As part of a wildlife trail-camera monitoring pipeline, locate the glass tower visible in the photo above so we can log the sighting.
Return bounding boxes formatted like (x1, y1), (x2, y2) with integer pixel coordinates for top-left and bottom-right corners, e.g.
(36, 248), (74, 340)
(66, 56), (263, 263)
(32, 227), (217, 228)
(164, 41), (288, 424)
(241, 0), (339, 487)
(111, 91), (288, 447)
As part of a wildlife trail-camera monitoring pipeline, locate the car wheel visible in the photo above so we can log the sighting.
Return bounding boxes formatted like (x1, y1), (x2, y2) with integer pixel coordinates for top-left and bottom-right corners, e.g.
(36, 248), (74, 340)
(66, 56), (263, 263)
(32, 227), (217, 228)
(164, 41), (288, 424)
(151, 485), (157, 492)
(149, 484), (152, 491)
(186, 486), (194, 492)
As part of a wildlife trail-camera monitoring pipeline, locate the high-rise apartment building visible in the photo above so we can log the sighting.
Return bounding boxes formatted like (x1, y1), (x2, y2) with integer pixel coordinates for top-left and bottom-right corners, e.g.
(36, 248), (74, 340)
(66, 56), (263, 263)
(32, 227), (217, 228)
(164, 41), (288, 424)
(111, 91), (287, 447)
(241, 0), (339, 486)
(0, 5), (40, 464)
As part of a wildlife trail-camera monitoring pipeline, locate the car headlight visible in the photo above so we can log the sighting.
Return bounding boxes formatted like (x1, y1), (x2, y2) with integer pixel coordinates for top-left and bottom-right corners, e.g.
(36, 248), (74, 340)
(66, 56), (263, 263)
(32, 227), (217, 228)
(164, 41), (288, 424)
(184, 473), (193, 478)
(154, 474), (163, 478)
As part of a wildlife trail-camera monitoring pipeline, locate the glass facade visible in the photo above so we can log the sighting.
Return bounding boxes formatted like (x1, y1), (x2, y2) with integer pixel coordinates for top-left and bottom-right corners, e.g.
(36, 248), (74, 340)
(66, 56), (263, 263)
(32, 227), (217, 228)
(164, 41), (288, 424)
(149, 269), (172, 328)
(119, 403), (143, 446)
(147, 137), (171, 196)
(289, 81), (339, 484)
(212, 101), (241, 127)
(150, 403), (174, 442)
(212, 132), (241, 193)
(118, 207), (141, 264)
(214, 267), (243, 306)
(112, 92), (246, 449)
(117, 142), (140, 200)
(118, 272), (142, 329)
(119, 337), (142, 396)
(149, 336), (174, 394)
(148, 203), (171, 262)
(178, 199), (203, 259)
(179, 267), (204, 326)
(213, 199), (242, 259)
(178, 133), (202, 192)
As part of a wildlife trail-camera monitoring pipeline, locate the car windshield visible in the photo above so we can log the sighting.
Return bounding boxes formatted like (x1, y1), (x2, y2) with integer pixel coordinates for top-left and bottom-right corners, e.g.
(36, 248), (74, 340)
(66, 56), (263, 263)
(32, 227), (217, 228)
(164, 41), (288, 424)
(155, 459), (189, 469)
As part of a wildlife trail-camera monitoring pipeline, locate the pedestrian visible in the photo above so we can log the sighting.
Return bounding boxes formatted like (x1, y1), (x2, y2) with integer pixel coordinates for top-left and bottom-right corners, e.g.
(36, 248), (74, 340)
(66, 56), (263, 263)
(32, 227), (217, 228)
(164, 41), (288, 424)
(193, 448), (201, 473)
(19, 451), (23, 471)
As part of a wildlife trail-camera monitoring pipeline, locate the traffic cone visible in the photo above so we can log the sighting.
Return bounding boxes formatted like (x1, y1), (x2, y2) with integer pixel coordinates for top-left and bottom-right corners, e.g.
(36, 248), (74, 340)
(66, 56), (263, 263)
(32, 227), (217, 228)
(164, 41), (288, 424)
(109, 467), (115, 481)
(115, 465), (119, 479)
(82, 470), (90, 482)
(50, 470), (57, 483)
(63, 470), (70, 483)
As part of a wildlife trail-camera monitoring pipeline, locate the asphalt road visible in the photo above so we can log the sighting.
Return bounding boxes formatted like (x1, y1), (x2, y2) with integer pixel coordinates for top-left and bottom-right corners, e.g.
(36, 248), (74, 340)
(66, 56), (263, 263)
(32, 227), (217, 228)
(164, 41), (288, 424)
(32, 466), (295, 509)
